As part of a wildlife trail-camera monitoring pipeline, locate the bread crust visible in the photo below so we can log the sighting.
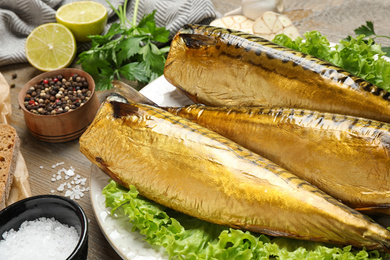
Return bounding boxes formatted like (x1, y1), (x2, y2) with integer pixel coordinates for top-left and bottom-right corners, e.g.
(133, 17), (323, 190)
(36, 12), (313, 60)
(0, 124), (20, 210)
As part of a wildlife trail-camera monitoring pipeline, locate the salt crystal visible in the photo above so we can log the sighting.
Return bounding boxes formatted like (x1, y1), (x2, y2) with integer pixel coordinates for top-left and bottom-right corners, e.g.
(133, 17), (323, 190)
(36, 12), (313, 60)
(0, 217), (79, 260)
(57, 183), (65, 192)
(51, 162), (64, 169)
(64, 185), (88, 200)
(39, 166), (43, 169)
(58, 168), (66, 175)
(75, 178), (87, 185)
(51, 178), (56, 182)
(65, 167), (75, 177)
(64, 190), (73, 197)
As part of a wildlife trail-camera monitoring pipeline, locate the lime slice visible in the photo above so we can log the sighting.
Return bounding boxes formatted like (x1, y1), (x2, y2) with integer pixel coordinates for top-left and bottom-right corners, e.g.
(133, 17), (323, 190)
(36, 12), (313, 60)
(25, 23), (76, 71)
(56, 1), (108, 42)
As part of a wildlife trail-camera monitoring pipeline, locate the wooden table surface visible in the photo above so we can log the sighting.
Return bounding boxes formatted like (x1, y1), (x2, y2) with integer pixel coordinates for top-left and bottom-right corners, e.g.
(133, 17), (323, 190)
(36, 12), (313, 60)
(1, 1), (390, 259)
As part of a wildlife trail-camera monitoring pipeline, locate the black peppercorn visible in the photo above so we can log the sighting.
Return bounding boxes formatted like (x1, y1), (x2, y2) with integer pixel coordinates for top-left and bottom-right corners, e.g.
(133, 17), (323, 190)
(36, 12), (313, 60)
(24, 74), (91, 115)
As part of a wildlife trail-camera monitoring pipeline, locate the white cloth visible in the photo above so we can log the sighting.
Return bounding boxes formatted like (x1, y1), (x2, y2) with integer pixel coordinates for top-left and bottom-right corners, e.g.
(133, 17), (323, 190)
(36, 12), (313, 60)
(0, 0), (218, 66)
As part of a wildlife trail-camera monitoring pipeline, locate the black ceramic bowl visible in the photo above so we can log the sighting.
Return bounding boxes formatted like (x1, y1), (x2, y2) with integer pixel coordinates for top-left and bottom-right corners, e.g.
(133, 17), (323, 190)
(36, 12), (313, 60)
(0, 195), (88, 260)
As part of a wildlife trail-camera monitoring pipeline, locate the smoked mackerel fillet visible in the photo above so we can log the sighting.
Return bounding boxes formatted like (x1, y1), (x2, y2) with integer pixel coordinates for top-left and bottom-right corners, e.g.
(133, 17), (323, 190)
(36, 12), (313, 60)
(79, 95), (390, 251)
(167, 105), (390, 214)
(164, 24), (390, 124)
(110, 80), (390, 215)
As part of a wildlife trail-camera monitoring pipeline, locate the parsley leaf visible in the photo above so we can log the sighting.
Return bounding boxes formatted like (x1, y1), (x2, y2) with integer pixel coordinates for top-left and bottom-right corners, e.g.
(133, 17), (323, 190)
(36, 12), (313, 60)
(119, 62), (149, 82)
(78, 0), (170, 90)
(354, 21), (375, 37)
(116, 36), (144, 64)
(352, 21), (390, 57)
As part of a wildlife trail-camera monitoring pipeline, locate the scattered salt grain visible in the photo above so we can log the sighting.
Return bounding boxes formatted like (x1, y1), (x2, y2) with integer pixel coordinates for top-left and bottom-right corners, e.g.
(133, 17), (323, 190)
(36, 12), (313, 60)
(50, 164), (89, 200)
(75, 177), (87, 185)
(66, 168), (75, 177)
(0, 217), (79, 260)
(57, 183), (66, 192)
(52, 161), (64, 168)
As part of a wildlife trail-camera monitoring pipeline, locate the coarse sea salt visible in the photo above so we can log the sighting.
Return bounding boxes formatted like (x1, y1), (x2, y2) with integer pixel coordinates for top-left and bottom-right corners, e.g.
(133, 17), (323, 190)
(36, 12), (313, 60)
(49, 164), (89, 200)
(0, 217), (79, 260)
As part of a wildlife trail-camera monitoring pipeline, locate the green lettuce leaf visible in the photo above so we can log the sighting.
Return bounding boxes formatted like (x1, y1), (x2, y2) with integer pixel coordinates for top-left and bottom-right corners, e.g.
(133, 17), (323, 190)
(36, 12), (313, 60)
(273, 31), (390, 91)
(103, 180), (388, 260)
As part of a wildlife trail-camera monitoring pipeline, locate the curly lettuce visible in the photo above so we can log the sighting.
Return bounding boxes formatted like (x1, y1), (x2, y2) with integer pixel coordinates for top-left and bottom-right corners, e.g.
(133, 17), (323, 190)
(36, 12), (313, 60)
(273, 31), (390, 91)
(103, 180), (387, 260)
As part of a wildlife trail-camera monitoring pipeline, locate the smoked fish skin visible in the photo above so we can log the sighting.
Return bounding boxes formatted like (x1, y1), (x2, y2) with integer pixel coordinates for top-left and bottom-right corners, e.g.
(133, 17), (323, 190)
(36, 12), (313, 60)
(79, 96), (390, 250)
(166, 105), (390, 213)
(164, 24), (390, 124)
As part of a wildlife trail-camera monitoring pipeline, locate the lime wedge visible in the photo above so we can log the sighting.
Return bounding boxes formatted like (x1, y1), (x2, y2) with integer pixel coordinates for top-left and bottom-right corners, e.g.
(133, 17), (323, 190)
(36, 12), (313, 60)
(25, 23), (76, 71)
(56, 1), (108, 42)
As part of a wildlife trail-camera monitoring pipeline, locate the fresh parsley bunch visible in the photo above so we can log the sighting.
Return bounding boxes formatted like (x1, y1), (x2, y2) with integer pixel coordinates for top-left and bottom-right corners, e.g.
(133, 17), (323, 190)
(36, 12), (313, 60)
(78, 0), (170, 90)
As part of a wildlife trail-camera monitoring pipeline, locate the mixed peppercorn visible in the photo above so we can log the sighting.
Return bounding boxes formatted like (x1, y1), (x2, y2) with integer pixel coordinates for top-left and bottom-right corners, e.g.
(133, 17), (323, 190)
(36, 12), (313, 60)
(23, 74), (92, 115)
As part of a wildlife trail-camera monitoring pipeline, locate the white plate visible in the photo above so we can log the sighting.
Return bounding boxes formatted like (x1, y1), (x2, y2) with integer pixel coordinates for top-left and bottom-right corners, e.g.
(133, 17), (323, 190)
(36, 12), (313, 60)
(138, 75), (193, 107)
(90, 76), (191, 260)
(90, 165), (168, 260)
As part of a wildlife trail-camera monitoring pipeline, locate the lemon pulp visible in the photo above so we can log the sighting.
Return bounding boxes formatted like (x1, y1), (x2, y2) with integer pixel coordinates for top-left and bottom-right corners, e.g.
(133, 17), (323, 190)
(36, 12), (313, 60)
(56, 1), (108, 42)
(25, 23), (76, 71)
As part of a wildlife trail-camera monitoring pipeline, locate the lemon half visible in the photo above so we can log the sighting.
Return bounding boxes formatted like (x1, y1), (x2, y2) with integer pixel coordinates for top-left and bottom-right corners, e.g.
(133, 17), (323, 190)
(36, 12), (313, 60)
(25, 23), (76, 71)
(56, 1), (108, 42)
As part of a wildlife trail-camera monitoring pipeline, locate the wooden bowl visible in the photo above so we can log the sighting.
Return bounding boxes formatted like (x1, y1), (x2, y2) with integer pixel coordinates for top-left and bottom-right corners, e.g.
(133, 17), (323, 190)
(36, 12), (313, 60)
(18, 68), (100, 143)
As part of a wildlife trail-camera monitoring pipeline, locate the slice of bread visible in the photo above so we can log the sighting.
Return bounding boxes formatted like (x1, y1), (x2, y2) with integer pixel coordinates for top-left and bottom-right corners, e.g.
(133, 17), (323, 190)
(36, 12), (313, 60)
(0, 124), (20, 210)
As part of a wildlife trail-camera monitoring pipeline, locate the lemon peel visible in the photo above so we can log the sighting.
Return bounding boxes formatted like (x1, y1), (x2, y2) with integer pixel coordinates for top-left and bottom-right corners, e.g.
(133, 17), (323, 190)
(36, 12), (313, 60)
(56, 1), (108, 42)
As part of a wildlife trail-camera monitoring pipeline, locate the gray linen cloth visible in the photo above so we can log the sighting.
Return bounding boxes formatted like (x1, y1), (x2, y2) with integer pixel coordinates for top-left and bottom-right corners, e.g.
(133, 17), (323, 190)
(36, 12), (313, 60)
(0, 0), (219, 66)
